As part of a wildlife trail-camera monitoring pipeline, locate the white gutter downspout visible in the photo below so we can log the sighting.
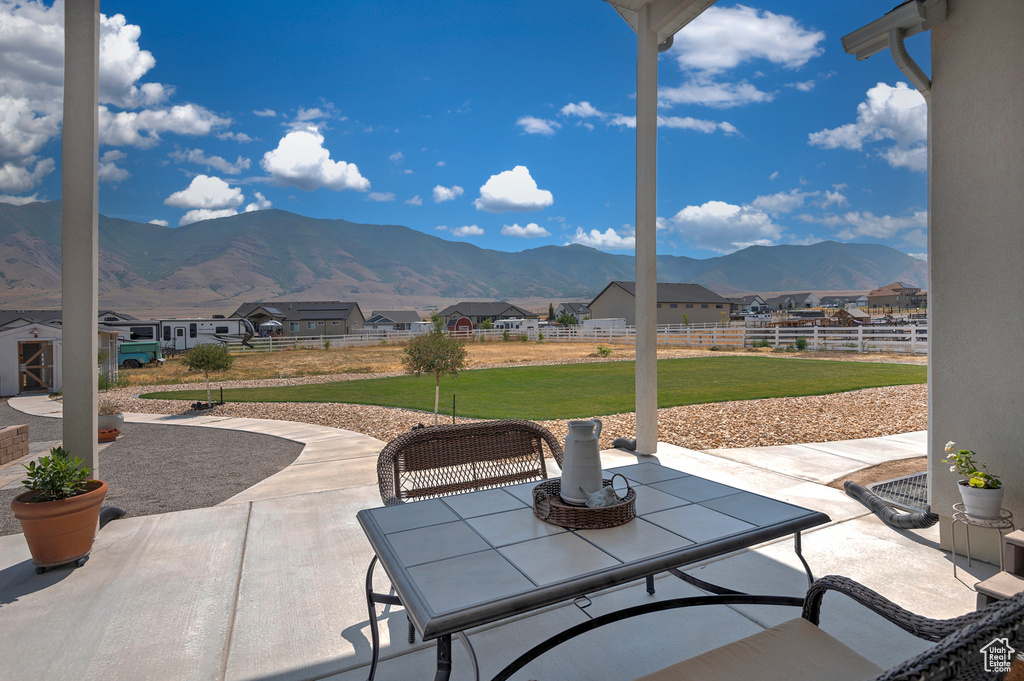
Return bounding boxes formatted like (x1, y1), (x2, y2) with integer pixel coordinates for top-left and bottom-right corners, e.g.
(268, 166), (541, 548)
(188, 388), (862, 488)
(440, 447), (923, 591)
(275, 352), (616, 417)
(888, 28), (932, 102)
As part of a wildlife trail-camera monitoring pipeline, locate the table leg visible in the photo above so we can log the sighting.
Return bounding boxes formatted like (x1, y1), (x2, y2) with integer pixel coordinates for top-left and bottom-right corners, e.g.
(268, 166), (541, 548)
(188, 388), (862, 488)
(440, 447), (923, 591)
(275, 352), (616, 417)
(434, 635), (452, 681)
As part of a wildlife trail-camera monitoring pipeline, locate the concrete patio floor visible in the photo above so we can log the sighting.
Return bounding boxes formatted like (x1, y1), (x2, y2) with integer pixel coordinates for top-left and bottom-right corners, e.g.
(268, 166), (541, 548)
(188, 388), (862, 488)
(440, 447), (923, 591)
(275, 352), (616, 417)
(0, 397), (992, 681)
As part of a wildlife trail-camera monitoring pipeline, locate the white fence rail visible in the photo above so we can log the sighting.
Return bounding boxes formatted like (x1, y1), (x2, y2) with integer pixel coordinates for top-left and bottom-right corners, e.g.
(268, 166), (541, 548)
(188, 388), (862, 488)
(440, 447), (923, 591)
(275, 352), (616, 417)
(225, 323), (927, 355)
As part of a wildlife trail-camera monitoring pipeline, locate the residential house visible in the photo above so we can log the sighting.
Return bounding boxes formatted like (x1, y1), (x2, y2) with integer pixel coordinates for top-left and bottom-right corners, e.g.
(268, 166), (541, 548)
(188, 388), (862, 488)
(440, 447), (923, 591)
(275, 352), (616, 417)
(829, 307), (872, 326)
(231, 301), (364, 336)
(726, 295), (769, 314)
(436, 302), (535, 327)
(553, 302), (590, 323)
(867, 282), (923, 308)
(588, 281), (733, 325)
(364, 310), (422, 331)
(764, 292), (821, 311)
(819, 294), (869, 308)
(0, 309), (135, 331)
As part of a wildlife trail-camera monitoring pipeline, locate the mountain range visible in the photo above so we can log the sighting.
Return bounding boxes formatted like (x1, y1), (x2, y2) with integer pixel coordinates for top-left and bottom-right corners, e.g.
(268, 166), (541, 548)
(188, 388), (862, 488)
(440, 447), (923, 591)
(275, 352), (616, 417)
(0, 200), (927, 316)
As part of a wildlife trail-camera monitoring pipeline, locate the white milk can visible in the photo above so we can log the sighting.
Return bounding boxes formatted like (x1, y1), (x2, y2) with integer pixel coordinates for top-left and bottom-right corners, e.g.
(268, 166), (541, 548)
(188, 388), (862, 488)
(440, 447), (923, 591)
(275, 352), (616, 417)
(560, 418), (603, 505)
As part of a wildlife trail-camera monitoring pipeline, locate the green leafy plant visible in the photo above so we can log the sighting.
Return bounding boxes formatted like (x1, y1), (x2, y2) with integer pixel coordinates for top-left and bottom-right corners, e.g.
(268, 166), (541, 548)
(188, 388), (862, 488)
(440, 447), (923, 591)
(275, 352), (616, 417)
(21, 446), (92, 502)
(944, 441), (1001, 489)
(537, 332), (544, 342)
(596, 345), (612, 358)
(402, 327), (468, 425)
(98, 371), (129, 391)
(502, 330), (511, 342)
(183, 343), (234, 406)
(795, 336), (809, 351)
(480, 319), (493, 330)
(323, 338), (331, 351)
(555, 310), (577, 326)
(519, 333), (528, 342)
(751, 339), (771, 348)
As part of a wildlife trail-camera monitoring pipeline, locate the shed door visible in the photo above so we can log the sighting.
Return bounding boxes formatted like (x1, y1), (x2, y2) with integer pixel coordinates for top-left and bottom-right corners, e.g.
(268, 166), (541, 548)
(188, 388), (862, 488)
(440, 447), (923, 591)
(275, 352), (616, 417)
(173, 326), (187, 350)
(19, 341), (53, 393)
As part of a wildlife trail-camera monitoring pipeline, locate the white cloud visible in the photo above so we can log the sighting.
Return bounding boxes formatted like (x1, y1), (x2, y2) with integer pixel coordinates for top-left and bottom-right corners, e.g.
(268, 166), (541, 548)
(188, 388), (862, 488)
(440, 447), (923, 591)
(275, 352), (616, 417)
(389, 151), (404, 162)
(789, 80), (816, 92)
(663, 200), (784, 253)
(179, 208), (238, 226)
(434, 225), (448, 231)
(610, 114), (737, 135)
(98, 149), (130, 184)
(405, 194), (423, 206)
(769, 171), (779, 180)
(501, 222), (551, 238)
(517, 116), (560, 135)
(808, 82), (927, 171)
(568, 226), (635, 250)
(473, 166), (553, 213)
(261, 127), (370, 191)
(908, 252), (927, 261)
(433, 184), (464, 202)
(217, 131), (254, 143)
(560, 102), (605, 119)
(659, 80), (773, 109)
(244, 191), (272, 212)
(451, 224), (483, 237)
(0, 193), (41, 205)
(98, 103), (232, 148)
(253, 109), (277, 117)
(148, 218), (168, 226)
(367, 191), (395, 202)
(751, 189), (815, 215)
(818, 188), (848, 208)
(668, 5), (824, 75)
(834, 210), (928, 240)
(0, 157), (54, 194)
(164, 174), (244, 210)
(170, 148), (251, 174)
(436, 161), (446, 167)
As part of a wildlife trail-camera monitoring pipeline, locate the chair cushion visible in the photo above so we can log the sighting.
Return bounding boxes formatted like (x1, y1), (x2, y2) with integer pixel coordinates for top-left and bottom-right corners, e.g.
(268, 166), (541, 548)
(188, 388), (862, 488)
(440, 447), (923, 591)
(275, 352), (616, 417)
(632, 617), (883, 681)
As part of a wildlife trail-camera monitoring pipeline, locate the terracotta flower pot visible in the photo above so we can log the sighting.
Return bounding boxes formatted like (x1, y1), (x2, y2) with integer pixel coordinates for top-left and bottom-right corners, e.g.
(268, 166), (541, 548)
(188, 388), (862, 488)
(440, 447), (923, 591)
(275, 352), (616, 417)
(98, 428), (120, 443)
(10, 480), (108, 569)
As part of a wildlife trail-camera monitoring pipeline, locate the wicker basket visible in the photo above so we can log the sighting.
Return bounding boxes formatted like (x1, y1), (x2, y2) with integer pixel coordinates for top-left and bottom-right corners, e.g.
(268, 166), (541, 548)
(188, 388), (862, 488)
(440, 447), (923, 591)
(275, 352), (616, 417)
(533, 475), (636, 529)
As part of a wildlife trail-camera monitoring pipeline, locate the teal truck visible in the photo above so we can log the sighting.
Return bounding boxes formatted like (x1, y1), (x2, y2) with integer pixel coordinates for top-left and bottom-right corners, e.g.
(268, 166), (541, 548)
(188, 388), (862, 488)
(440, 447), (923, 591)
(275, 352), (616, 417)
(118, 341), (164, 369)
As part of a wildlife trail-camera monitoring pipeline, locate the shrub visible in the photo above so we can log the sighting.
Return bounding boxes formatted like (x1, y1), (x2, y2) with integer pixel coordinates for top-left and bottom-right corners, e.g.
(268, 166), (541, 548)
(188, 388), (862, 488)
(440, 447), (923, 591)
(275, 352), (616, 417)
(98, 371), (129, 391)
(597, 345), (612, 358)
(21, 446), (91, 502)
(502, 330), (511, 342)
(537, 332), (544, 342)
(751, 339), (771, 348)
(379, 339), (388, 346)
(795, 337), (809, 351)
(98, 399), (120, 416)
(519, 334), (528, 342)
(323, 338), (331, 351)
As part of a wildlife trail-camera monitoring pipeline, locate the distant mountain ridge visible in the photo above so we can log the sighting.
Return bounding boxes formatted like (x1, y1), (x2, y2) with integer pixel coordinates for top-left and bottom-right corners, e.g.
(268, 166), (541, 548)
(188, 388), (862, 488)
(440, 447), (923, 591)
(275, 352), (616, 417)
(0, 201), (927, 315)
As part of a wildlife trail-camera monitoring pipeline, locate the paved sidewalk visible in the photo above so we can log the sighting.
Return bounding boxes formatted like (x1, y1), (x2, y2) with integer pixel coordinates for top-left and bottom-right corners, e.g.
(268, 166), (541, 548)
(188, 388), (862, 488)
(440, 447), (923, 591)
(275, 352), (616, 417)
(0, 396), (980, 681)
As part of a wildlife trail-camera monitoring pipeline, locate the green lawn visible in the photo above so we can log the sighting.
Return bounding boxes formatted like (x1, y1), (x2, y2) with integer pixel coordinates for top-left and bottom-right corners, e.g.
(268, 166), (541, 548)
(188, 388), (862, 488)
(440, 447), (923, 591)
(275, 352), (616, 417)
(141, 356), (927, 421)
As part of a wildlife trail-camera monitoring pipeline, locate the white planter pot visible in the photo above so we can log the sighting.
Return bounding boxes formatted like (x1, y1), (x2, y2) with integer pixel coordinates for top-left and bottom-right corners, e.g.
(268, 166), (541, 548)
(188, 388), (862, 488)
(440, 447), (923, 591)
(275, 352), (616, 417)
(98, 413), (124, 431)
(958, 482), (1004, 519)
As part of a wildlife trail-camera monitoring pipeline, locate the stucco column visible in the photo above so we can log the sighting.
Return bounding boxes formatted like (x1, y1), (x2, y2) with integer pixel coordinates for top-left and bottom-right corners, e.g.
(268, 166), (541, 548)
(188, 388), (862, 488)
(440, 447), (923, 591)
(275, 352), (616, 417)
(61, 0), (100, 475)
(931, 0), (1024, 561)
(634, 4), (659, 455)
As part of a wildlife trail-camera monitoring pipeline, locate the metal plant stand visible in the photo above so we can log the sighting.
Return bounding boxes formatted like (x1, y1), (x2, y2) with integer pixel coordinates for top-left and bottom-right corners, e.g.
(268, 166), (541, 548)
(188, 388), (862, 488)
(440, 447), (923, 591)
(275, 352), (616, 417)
(951, 503), (1013, 579)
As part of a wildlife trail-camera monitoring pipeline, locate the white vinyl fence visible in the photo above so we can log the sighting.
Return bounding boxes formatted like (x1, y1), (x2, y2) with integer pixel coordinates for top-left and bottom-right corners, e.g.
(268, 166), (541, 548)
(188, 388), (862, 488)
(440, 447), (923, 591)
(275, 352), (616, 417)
(225, 323), (927, 355)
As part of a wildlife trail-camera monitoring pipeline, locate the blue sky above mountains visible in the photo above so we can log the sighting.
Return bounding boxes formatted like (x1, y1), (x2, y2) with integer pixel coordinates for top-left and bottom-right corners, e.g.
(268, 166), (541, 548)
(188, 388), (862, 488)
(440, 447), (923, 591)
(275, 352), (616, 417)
(0, 0), (928, 260)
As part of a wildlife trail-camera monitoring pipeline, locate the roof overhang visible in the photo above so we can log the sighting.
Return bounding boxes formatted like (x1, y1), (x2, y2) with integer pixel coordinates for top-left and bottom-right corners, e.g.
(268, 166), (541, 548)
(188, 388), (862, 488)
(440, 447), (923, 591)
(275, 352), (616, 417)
(842, 0), (946, 60)
(602, 0), (717, 44)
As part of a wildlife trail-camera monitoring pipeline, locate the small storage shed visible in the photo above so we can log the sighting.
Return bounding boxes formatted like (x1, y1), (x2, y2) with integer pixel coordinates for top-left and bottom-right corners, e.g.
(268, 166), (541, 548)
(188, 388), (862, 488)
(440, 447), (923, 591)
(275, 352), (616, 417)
(446, 316), (472, 336)
(0, 322), (120, 397)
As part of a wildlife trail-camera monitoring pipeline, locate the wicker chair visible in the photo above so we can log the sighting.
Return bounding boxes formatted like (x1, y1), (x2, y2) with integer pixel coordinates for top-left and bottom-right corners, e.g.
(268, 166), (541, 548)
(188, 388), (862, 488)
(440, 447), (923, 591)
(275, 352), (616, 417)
(376, 419), (563, 505)
(634, 574), (1024, 681)
(364, 419), (563, 681)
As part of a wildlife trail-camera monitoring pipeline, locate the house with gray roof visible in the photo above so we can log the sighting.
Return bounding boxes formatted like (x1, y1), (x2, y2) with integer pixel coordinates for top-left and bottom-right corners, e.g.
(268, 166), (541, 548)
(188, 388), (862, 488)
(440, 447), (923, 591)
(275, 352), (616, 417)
(231, 300), (364, 336)
(764, 292), (821, 311)
(588, 281), (733, 325)
(436, 302), (535, 327)
(726, 295), (768, 314)
(554, 302), (590, 323)
(364, 310), (422, 331)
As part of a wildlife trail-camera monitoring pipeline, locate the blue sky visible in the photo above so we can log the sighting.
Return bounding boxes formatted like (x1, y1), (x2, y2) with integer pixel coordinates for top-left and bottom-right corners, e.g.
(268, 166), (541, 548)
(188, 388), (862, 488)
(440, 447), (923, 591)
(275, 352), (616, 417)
(0, 0), (929, 260)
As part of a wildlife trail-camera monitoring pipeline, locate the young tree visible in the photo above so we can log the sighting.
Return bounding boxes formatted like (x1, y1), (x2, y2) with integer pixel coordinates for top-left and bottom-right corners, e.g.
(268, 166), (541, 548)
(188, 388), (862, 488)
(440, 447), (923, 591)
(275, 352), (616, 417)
(548, 303), (555, 321)
(556, 310), (577, 326)
(402, 327), (468, 425)
(183, 343), (234, 406)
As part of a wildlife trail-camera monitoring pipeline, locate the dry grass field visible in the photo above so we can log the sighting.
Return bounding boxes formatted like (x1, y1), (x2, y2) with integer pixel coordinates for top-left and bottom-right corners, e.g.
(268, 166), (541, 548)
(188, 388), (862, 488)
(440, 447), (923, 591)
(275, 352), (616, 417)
(119, 340), (926, 387)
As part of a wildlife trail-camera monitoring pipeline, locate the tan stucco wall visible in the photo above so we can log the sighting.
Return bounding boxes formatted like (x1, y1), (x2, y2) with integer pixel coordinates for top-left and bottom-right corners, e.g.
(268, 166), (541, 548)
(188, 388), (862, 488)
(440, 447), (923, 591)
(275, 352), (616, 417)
(931, 0), (1024, 561)
(589, 285), (637, 325)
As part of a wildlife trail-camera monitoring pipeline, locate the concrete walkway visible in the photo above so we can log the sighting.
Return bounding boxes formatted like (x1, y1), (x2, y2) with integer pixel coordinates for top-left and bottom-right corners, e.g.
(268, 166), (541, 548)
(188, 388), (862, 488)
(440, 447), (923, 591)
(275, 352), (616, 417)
(0, 397), (987, 681)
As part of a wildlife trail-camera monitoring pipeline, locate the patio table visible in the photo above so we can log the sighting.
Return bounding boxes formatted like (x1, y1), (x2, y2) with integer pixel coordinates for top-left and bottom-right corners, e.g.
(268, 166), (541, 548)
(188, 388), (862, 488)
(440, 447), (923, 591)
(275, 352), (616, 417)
(357, 461), (831, 681)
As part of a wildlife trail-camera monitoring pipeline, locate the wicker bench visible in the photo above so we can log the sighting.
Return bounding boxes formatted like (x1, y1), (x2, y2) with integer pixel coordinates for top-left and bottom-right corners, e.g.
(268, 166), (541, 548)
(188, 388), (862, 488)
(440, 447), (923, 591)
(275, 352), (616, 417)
(633, 575), (1024, 681)
(365, 419), (563, 681)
